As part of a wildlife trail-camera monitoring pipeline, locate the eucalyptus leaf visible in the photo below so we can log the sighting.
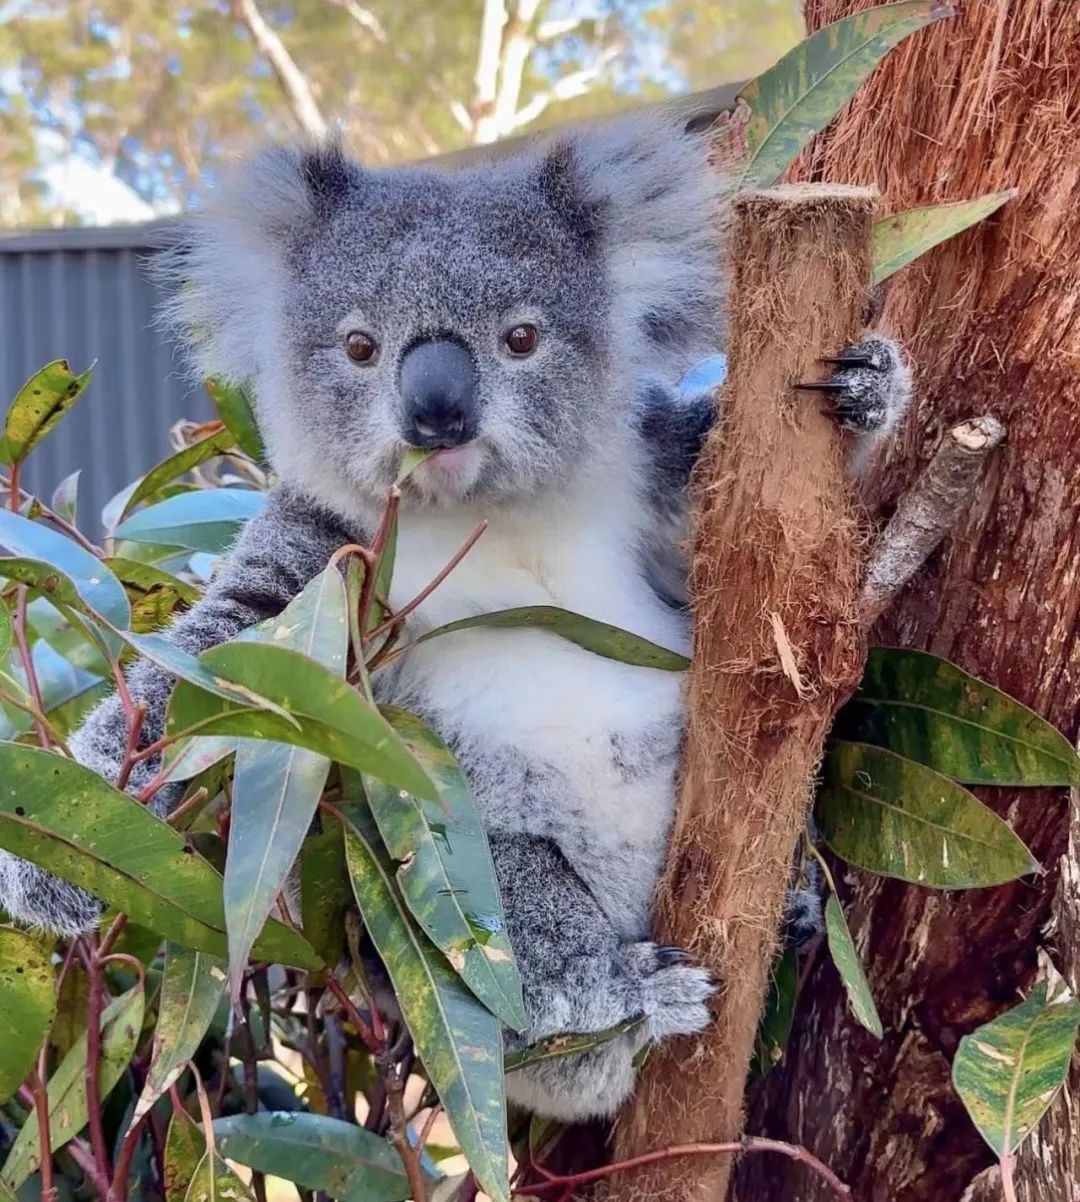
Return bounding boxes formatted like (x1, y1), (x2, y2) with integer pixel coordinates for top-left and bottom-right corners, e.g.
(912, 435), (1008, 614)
(818, 742), (1039, 888)
(213, 1112), (413, 1202)
(106, 557), (201, 606)
(115, 488), (265, 554)
(505, 1019), (642, 1071)
(413, 605), (689, 671)
(751, 949), (798, 1078)
(0, 745), (318, 966)
(872, 191), (1016, 284)
(133, 946), (229, 1121)
(0, 927), (56, 1103)
(121, 427), (239, 520)
(736, 1), (952, 186)
(0, 556), (125, 660)
(184, 1151), (257, 1202)
(25, 595), (110, 676)
(824, 894), (883, 1037)
(355, 708), (526, 1031)
(0, 601), (10, 661)
(206, 379), (266, 463)
(835, 648), (1080, 786)
(2, 984), (144, 1191)
(225, 567), (347, 1001)
(3, 359), (94, 464)
(953, 982), (1080, 1157)
(300, 821), (352, 969)
(342, 807), (509, 1202)
(167, 642), (436, 799)
(165, 1110), (206, 1202)
(51, 470), (81, 524)
(0, 508), (130, 631)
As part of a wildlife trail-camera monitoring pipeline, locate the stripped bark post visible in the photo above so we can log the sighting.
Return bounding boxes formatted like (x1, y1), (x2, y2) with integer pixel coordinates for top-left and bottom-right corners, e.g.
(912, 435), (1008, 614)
(610, 184), (877, 1202)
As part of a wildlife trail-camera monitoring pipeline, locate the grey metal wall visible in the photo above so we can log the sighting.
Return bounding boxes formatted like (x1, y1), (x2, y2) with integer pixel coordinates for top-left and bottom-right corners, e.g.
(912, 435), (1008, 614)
(0, 223), (210, 536)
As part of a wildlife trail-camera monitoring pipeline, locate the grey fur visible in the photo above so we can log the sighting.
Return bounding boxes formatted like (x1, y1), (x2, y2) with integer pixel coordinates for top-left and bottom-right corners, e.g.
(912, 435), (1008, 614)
(2, 113), (910, 1121)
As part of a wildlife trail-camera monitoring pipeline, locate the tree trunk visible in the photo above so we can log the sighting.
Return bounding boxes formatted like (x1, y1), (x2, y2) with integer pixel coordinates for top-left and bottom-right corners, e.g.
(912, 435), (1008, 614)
(732, 2), (1080, 1200)
(611, 184), (874, 1202)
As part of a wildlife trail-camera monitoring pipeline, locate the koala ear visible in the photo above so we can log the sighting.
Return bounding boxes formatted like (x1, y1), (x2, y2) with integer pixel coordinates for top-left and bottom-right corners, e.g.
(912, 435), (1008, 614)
(560, 115), (725, 378)
(536, 140), (606, 246)
(154, 139), (361, 386)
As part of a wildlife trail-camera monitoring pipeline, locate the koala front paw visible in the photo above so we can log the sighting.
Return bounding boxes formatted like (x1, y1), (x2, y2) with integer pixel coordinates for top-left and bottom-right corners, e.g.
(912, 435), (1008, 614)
(624, 941), (717, 1041)
(797, 334), (911, 438)
(0, 851), (101, 937)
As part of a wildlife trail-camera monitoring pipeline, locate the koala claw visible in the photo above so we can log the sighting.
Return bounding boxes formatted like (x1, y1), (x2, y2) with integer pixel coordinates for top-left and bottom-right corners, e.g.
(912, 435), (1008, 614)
(624, 941), (717, 1041)
(819, 334), (910, 437)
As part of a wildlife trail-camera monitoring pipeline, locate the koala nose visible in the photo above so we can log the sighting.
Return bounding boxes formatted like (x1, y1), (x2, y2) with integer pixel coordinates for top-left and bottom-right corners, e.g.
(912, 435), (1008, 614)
(398, 338), (479, 449)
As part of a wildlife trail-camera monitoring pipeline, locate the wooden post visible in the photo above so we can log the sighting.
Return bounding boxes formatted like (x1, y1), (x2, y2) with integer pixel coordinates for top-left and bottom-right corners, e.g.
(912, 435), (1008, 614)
(611, 184), (877, 1202)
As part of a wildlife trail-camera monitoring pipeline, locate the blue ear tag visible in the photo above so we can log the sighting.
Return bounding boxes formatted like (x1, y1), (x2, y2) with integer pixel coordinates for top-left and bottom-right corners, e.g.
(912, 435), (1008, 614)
(676, 353), (728, 399)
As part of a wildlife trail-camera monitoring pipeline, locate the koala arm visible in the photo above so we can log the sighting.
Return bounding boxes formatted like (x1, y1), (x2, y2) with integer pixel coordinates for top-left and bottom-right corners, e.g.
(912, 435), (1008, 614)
(0, 485), (359, 936)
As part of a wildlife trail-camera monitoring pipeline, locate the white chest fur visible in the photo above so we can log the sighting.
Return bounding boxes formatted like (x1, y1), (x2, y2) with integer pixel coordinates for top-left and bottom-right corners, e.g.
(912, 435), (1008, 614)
(381, 474), (688, 935)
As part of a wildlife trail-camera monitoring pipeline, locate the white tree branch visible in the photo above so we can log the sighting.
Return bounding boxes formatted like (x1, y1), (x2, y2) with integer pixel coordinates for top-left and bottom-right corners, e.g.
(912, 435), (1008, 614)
(536, 15), (584, 41)
(490, 0), (544, 139)
(507, 46), (619, 132)
(471, 0), (509, 142)
(232, 0), (328, 141)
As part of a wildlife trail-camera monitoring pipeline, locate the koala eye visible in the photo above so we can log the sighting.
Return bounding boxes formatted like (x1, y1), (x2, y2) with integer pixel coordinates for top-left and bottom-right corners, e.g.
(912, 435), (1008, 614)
(345, 330), (378, 364)
(504, 324), (539, 357)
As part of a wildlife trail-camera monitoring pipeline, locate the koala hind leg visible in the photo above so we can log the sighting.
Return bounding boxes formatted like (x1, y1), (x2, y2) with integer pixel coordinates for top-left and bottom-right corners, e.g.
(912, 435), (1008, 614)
(489, 832), (715, 1122)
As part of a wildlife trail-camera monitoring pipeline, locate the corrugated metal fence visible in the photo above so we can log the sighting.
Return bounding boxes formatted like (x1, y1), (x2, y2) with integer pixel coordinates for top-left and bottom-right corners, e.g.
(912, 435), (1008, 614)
(0, 222), (210, 535)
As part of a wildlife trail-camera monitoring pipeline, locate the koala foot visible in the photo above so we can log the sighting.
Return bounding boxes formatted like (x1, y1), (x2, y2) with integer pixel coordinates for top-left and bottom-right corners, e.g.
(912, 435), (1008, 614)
(0, 851), (101, 937)
(796, 334), (911, 439)
(623, 940), (716, 1041)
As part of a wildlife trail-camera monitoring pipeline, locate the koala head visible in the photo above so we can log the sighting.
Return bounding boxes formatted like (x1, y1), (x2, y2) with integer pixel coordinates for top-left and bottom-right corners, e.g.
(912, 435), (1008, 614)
(159, 115), (720, 514)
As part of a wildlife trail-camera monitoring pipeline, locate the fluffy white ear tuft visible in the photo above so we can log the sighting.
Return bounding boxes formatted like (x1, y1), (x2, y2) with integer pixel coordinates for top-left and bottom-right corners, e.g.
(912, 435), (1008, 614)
(153, 140), (355, 386)
(556, 113), (727, 380)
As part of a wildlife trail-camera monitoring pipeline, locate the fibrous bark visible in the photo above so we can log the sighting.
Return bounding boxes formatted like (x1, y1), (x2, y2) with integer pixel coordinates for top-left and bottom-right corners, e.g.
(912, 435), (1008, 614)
(611, 184), (876, 1202)
(733, 3), (1080, 1200)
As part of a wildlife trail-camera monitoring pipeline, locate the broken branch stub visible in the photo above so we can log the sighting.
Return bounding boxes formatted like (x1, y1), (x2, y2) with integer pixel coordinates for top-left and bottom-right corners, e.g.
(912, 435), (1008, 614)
(611, 184), (877, 1202)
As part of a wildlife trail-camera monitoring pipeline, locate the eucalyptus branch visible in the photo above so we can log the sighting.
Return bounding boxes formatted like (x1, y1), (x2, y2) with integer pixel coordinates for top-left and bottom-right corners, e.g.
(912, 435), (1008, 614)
(381, 1040), (428, 1202)
(80, 940), (113, 1187)
(859, 415), (1005, 627)
(13, 587), (52, 748)
(0, 473), (103, 555)
(31, 1051), (57, 1202)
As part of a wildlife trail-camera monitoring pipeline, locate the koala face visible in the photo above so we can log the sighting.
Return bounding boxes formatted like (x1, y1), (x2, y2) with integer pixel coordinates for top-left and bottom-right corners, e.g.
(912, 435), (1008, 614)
(270, 153), (613, 508)
(165, 118), (720, 516)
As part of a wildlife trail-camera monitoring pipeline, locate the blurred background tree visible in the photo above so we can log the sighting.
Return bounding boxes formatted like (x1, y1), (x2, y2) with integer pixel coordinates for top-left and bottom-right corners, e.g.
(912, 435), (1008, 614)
(0, 0), (803, 225)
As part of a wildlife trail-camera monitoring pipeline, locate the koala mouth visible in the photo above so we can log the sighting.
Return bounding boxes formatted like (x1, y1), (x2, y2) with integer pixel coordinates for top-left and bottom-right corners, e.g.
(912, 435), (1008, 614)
(409, 442), (485, 501)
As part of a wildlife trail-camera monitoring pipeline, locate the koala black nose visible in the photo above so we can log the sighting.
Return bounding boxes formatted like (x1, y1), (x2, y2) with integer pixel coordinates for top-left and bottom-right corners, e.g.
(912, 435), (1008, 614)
(398, 338), (479, 449)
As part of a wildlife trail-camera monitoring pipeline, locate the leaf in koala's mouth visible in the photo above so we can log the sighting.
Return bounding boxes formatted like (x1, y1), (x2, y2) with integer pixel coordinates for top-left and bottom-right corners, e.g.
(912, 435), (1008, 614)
(396, 447), (436, 484)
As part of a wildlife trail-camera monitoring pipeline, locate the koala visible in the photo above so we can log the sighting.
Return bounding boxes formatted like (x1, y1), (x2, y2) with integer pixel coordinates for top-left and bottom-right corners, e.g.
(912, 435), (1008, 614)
(0, 114), (909, 1121)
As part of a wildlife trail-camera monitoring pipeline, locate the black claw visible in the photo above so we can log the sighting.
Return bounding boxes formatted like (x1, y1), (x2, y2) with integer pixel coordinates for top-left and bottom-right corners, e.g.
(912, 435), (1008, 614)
(705, 974), (720, 990)
(820, 354), (874, 368)
(794, 381), (846, 393)
(655, 945), (694, 967)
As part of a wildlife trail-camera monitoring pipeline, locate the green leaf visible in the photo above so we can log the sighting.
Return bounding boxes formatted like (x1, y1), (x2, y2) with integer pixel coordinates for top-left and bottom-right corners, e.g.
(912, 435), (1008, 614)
(213, 1113), (412, 1202)
(121, 428), (239, 521)
(162, 736), (237, 784)
(3, 359), (94, 464)
(0, 745), (318, 967)
(872, 191), (1016, 284)
(817, 742), (1040, 888)
(107, 557), (201, 606)
(51, 470), (81, 524)
(0, 509), (130, 630)
(505, 1019), (642, 1072)
(25, 595), (110, 676)
(300, 823), (351, 969)
(751, 949), (798, 1078)
(953, 983), (1080, 1157)
(184, 1151), (257, 1202)
(0, 640), (106, 741)
(736, 1), (953, 186)
(824, 894), (883, 1037)
(0, 927), (56, 1103)
(133, 946), (228, 1122)
(167, 643), (437, 799)
(413, 606), (689, 671)
(355, 709), (526, 1031)
(396, 447), (435, 484)
(2, 983), (144, 1191)
(0, 557), (126, 661)
(115, 489), (266, 554)
(206, 380), (266, 463)
(342, 808), (509, 1202)
(225, 568), (347, 1001)
(165, 1109), (206, 1202)
(0, 601), (10, 661)
(835, 648), (1080, 786)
